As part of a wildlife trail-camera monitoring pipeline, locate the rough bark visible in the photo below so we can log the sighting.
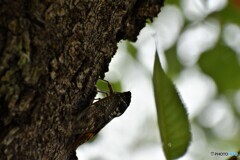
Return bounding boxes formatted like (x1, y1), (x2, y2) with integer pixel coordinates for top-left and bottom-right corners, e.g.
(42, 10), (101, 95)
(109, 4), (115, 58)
(0, 0), (164, 159)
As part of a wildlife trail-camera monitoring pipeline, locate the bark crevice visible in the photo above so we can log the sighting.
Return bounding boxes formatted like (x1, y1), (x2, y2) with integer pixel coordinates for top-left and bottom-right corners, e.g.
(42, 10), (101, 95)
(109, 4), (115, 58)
(0, 0), (164, 159)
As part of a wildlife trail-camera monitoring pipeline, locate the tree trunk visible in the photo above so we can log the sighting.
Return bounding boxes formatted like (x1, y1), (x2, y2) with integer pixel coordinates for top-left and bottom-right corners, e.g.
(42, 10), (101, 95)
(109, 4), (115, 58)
(0, 0), (164, 159)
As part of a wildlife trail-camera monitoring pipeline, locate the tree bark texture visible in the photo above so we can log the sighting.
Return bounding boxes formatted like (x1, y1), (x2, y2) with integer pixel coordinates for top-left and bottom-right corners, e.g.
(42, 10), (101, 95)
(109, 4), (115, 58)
(0, 0), (164, 159)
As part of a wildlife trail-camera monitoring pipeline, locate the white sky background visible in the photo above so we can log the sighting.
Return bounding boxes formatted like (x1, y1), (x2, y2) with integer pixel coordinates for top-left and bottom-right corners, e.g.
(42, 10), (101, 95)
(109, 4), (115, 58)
(77, 0), (239, 160)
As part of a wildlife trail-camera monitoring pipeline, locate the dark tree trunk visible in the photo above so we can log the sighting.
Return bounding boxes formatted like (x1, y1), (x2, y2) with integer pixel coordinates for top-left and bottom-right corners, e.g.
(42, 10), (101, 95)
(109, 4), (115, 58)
(0, 0), (164, 159)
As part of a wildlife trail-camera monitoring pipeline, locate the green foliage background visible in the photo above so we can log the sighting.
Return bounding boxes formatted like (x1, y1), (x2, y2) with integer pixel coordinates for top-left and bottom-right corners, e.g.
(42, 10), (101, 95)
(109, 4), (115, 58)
(92, 1), (240, 160)
(126, 0), (240, 159)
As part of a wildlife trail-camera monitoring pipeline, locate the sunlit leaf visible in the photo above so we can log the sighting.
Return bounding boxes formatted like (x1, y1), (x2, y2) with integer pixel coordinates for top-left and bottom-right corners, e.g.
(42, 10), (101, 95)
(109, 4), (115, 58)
(198, 43), (240, 93)
(153, 52), (191, 159)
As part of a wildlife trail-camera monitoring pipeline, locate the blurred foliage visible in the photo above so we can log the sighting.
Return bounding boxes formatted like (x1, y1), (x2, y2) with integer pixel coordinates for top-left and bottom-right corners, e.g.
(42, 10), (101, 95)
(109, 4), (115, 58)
(96, 79), (122, 93)
(210, 0), (240, 24)
(153, 53), (191, 159)
(126, 41), (138, 60)
(166, 0), (180, 5)
(165, 45), (183, 78)
(126, 0), (240, 159)
(198, 42), (240, 93)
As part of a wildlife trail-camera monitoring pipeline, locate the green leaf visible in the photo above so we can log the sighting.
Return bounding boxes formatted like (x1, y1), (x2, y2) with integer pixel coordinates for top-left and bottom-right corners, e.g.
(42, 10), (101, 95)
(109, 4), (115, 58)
(96, 80), (122, 92)
(198, 43), (240, 93)
(165, 45), (183, 78)
(153, 52), (191, 160)
(166, 0), (180, 6)
(209, 0), (240, 25)
(146, 18), (153, 24)
(126, 41), (138, 60)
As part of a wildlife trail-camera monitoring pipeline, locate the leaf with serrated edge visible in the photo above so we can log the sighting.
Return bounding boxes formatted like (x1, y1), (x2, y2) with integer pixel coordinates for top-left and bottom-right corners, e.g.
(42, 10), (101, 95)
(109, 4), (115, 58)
(153, 52), (191, 160)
